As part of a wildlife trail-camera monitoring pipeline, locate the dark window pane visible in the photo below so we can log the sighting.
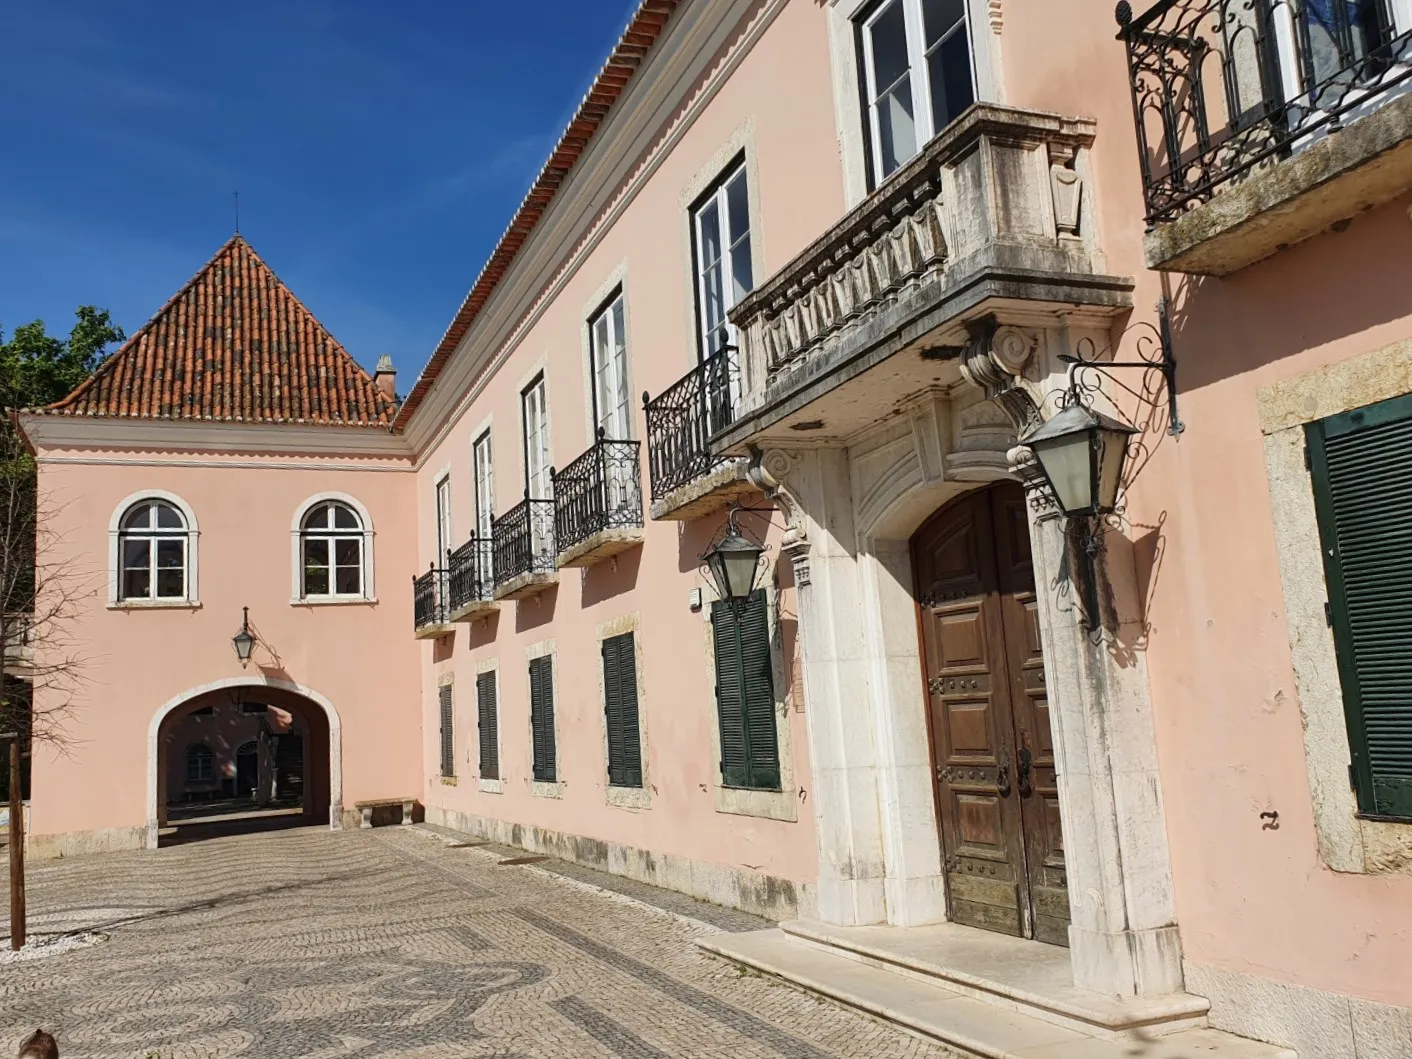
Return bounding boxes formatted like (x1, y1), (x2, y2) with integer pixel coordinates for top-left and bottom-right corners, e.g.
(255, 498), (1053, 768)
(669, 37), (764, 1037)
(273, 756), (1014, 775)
(335, 566), (361, 595)
(304, 566), (329, 596)
(334, 539), (359, 566)
(121, 503), (152, 530)
(155, 569), (184, 598)
(870, 0), (910, 93)
(929, 29), (974, 132)
(123, 539), (150, 568)
(156, 539), (184, 569)
(731, 242), (754, 303)
(726, 170), (750, 246)
(333, 504), (358, 529)
(123, 568), (151, 600)
(304, 538), (329, 567)
(877, 82), (917, 176)
(155, 502), (183, 528)
(922, 0), (965, 45)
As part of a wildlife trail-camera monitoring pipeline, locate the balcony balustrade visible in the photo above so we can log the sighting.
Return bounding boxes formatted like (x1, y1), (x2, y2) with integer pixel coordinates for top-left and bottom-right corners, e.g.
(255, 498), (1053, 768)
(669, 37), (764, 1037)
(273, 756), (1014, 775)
(412, 565), (451, 639)
(552, 433), (644, 566)
(492, 495), (558, 600)
(446, 537), (498, 621)
(1118, 0), (1412, 273)
(642, 347), (753, 520)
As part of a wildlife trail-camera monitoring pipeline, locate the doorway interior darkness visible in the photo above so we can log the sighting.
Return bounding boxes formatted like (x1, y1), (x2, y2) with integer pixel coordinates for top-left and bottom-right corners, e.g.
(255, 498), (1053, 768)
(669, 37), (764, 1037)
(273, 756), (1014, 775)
(912, 481), (1070, 945)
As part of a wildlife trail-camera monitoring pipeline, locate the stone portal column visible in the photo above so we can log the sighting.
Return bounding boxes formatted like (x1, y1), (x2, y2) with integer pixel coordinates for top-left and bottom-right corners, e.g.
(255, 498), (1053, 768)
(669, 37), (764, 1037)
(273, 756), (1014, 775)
(1011, 447), (1184, 997)
(753, 448), (888, 926)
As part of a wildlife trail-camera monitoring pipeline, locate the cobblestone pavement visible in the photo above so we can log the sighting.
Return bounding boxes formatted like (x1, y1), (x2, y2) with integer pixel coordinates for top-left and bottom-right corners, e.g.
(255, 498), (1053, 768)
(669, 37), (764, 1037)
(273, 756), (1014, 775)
(0, 825), (953, 1059)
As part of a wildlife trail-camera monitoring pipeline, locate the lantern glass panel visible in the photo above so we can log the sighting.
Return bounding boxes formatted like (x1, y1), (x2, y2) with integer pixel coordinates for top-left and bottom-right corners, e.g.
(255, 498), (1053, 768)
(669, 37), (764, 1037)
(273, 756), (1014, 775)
(1095, 426), (1131, 513)
(1030, 432), (1096, 516)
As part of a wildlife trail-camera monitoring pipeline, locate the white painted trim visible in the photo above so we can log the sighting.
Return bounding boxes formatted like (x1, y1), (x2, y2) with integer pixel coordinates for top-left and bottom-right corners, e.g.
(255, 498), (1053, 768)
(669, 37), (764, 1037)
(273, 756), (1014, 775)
(580, 264), (635, 446)
(108, 490), (200, 607)
(401, 0), (790, 461)
(289, 492), (376, 604)
(20, 412), (410, 458)
(146, 675), (344, 847)
(39, 456), (409, 473)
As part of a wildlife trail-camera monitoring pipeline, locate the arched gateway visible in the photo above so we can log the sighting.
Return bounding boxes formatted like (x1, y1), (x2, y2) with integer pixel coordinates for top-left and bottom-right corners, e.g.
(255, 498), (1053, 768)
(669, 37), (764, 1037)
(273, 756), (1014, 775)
(147, 677), (343, 848)
(911, 481), (1068, 944)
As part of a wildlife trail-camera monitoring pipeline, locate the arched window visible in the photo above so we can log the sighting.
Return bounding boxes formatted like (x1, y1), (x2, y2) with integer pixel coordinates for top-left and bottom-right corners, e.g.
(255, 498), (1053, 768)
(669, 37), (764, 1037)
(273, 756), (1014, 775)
(185, 743), (214, 783)
(118, 499), (189, 601)
(300, 501), (364, 598)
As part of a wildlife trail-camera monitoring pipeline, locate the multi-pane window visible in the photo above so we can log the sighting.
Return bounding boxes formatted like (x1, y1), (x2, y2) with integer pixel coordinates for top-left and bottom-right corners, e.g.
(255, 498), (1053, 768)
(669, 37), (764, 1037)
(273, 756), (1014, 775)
(860, 0), (975, 183)
(529, 655), (557, 783)
(522, 376), (551, 500)
(477, 670), (500, 781)
(1307, 392), (1412, 821)
(185, 743), (214, 784)
(301, 501), (363, 598)
(712, 591), (781, 790)
(436, 476), (453, 563)
(473, 431), (495, 585)
(602, 632), (643, 788)
(692, 161), (754, 360)
(118, 499), (189, 601)
(439, 684), (455, 779)
(589, 293), (631, 440)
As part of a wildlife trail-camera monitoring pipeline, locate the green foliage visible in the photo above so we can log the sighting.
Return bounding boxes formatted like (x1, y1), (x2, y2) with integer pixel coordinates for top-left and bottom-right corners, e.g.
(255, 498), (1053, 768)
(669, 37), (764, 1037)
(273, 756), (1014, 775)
(0, 305), (125, 410)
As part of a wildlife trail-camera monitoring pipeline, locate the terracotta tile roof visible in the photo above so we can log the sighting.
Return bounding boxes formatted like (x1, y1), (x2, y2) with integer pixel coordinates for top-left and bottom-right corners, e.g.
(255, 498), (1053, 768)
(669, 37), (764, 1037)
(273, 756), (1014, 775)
(42, 235), (398, 428)
(392, 0), (679, 432)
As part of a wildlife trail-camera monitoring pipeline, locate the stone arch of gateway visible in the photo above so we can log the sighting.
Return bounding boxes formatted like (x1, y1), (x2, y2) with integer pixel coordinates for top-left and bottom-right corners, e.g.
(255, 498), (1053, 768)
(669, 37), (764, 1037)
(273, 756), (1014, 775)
(148, 677), (343, 848)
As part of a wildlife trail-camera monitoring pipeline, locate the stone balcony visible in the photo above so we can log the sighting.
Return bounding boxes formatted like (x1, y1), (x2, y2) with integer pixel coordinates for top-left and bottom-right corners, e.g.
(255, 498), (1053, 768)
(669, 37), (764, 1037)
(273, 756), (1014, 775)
(713, 105), (1132, 454)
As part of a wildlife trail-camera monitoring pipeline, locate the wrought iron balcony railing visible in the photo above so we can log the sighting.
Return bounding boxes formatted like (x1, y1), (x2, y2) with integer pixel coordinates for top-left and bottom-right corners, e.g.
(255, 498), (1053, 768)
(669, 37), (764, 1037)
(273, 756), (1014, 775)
(1117, 0), (1412, 226)
(447, 537), (495, 613)
(552, 433), (643, 555)
(492, 495), (556, 588)
(643, 347), (739, 500)
(413, 565), (449, 631)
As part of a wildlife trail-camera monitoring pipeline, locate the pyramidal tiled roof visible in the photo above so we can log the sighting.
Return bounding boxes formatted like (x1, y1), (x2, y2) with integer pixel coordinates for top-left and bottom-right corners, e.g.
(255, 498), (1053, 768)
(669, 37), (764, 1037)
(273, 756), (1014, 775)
(43, 235), (397, 428)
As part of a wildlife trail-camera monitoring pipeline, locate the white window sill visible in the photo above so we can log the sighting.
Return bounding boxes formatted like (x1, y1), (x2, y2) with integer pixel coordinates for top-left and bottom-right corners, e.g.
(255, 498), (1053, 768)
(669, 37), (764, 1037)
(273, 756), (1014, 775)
(478, 778), (503, 794)
(606, 785), (650, 810)
(290, 597), (377, 607)
(532, 780), (563, 799)
(715, 785), (798, 822)
(108, 599), (201, 611)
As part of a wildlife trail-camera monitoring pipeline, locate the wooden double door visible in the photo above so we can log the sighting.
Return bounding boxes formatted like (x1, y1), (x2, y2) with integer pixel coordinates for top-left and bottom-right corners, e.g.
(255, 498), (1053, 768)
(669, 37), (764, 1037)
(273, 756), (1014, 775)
(912, 482), (1070, 945)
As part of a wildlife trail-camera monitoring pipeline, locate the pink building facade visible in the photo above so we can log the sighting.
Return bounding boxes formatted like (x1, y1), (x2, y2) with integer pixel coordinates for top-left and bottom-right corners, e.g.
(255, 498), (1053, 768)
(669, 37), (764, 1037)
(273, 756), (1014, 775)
(18, 0), (1412, 1053)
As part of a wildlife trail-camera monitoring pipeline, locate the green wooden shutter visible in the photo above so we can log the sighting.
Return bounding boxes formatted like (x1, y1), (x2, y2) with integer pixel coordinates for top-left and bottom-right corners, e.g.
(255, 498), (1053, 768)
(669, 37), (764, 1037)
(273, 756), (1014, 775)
(602, 633), (642, 787)
(438, 684), (454, 778)
(477, 671), (499, 781)
(1307, 393), (1412, 820)
(712, 591), (780, 790)
(530, 655), (556, 783)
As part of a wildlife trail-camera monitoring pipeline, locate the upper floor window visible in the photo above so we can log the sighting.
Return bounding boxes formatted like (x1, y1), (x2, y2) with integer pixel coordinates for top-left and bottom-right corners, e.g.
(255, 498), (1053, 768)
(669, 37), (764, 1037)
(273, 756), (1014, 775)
(522, 374), (552, 500)
(692, 160), (754, 361)
(589, 292), (632, 440)
(473, 431), (495, 538)
(435, 476), (453, 562)
(117, 498), (192, 602)
(300, 501), (364, 599)
(861, 0), (975, 183)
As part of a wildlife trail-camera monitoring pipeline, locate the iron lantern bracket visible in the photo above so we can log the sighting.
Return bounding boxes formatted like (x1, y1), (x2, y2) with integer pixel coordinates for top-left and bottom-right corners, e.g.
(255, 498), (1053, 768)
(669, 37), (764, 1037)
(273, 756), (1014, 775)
(1058, 298), (1185, 438)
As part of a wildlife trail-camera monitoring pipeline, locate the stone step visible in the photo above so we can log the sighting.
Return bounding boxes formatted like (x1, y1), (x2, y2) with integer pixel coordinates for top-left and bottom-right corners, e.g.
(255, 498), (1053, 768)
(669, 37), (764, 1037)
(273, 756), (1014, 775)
(779, 919), (1207, 1040)
(698, 929), (1298, 1059)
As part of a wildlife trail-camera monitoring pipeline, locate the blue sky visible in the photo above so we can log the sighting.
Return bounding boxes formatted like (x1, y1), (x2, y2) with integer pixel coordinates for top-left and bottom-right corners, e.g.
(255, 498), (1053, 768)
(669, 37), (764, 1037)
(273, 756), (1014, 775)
(0, 1), (637, 375)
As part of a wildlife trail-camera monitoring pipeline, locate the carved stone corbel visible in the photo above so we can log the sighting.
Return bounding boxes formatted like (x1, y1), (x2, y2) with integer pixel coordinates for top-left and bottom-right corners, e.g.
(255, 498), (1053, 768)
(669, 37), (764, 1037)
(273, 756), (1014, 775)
(958, 317), (1044, 436)
(747, 447), (812, 586)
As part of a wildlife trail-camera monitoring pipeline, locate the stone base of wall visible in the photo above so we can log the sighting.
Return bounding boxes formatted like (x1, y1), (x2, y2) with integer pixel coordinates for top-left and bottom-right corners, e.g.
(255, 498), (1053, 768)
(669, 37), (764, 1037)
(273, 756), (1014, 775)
(27, 825), (147, 860)
(1185, 960), (1412, 1058)
(425, 805), (815, 923)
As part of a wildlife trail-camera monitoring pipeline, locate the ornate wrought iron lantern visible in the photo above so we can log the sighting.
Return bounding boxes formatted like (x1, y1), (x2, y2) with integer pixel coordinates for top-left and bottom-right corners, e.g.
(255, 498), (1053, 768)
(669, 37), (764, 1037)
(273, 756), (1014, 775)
(1023, 398), (1138, 518)
(232, 606), (256, 666)
(701, 508), (766, 603)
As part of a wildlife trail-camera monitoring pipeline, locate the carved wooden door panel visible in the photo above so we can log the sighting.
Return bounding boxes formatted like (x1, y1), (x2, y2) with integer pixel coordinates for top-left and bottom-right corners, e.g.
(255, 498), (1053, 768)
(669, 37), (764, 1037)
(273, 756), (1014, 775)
(993, 488), (1070, 946)
(914, 482), (1069, 944)
(913, 488), (1029, 937)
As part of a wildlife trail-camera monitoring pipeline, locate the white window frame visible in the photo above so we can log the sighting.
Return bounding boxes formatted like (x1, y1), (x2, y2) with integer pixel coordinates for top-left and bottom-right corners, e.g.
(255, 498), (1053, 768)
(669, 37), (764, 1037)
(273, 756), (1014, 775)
(435, 474), (453, 564)
(108, 490), (199, 608)
(589, 292), (632, 440)
(859, 0), (977, 186)
(289, 493), (376, 604)
(691, 159), (754, 363)
(522, 375), (552, 501)
(473, 429), (496, 585)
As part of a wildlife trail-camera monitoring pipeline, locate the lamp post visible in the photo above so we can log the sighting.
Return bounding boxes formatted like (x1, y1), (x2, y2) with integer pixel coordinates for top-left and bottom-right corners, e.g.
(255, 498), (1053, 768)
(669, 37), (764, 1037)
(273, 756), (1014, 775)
(701, 506), (767, 606)
(232, 607), (256, 666)
(1021, 390), (1139, 628)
